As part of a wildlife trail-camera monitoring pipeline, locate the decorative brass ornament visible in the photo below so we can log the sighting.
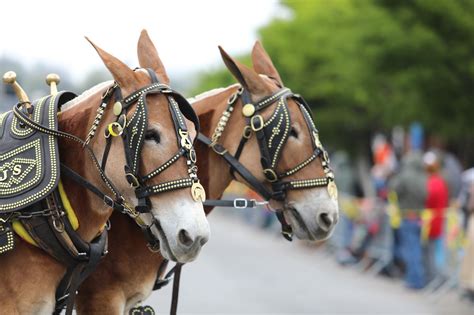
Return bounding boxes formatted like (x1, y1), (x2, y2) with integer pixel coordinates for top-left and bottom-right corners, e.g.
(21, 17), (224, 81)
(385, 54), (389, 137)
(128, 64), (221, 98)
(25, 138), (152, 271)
(179, 129), (193, 150)
(108, 122), (123, 137)
(242, 103), (255, 117)
(191, 181), (206, 202)
(313, 131), (323, 148)
(327, 181), (338, 200)
(45, 73), (60, 95)
(113, 101), (123, 116)
(3, 71), (31, 107)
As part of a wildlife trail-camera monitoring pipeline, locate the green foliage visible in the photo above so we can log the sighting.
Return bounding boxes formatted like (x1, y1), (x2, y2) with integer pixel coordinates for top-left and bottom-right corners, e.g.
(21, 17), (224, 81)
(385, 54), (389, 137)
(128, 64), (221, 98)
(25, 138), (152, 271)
(190, 0), (474, 162)
(189, 55), (253, 96)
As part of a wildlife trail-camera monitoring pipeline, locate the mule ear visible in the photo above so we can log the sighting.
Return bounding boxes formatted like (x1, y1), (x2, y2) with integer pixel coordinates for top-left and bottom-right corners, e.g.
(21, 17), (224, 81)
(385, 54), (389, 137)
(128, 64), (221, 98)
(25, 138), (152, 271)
(85, 37), (136, 88)
(137, 29), (170, 84)
(251, 41), (283, 86)
(218, 46), (271, 97)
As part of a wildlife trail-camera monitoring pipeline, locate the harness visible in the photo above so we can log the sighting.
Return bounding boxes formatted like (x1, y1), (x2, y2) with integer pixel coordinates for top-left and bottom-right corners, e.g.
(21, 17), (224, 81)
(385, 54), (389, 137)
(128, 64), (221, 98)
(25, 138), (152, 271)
(0, 68), (202, 315)
(200, 85), (337, 240)
(94, 68), (203, 252)
(0, 91), (109, 315)
(153, 84), (338, 315)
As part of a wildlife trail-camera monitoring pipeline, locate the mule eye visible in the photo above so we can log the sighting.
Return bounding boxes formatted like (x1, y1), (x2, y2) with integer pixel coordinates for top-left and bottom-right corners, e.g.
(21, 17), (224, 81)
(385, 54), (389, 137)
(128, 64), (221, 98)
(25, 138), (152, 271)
(145, 129), (161, 144)
(290, 127), (298, 139)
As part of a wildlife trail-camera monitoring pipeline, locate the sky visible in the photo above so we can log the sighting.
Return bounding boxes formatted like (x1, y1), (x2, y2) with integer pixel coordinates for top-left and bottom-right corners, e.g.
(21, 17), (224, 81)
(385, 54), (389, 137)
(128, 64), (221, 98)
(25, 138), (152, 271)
(0, 0), (281, 82)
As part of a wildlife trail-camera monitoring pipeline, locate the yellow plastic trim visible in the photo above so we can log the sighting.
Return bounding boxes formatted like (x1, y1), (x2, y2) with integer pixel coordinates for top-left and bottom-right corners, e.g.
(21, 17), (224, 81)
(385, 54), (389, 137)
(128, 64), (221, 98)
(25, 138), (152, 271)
(12, 180), (79, 247)
(108, 123), (120, 137)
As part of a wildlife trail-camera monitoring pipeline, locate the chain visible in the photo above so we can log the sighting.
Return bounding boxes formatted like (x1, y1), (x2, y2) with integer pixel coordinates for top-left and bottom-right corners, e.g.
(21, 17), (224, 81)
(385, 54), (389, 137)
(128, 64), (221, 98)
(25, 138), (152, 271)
(210, 87), (243, 146)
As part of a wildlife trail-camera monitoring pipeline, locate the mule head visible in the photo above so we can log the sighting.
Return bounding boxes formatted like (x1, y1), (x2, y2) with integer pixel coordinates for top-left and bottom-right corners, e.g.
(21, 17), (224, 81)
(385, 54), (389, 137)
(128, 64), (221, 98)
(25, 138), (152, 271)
(218, 42), (338, 241)
(86, 30), (209, 263)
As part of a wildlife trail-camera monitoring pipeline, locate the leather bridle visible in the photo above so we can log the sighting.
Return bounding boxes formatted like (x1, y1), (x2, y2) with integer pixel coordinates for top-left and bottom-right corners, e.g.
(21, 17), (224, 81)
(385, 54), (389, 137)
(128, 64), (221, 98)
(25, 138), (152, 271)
(199, 85), (337, 240)
(90, 68), (204, 250)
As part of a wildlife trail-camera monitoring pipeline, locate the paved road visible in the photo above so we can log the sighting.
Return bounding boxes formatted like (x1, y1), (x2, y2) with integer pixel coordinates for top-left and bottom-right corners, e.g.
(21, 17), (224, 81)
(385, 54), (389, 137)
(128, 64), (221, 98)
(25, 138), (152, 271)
(147, 211), (472, 314)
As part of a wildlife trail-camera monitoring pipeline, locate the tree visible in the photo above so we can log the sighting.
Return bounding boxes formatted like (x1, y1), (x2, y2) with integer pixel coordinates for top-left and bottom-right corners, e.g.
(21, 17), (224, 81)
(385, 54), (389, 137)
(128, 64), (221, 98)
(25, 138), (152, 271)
(190, 0), (474, 163)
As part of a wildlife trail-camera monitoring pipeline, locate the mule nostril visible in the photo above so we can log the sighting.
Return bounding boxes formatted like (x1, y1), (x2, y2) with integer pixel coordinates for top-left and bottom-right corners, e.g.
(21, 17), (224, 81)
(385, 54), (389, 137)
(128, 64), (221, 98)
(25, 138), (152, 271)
(199, 236), (208, 246)
(317, 213), (333, 232)
(178, 229), (194, 247)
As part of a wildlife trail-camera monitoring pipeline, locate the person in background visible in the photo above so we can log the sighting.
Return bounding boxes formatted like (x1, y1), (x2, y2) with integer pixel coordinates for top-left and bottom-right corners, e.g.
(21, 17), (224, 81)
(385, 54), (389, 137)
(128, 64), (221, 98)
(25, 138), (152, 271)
(423, 151), (449, 284)
(371, 134), (397, 199)
(459, 171), (474, 303)
(389, 151), (427, 289)
(440, 151), (463, 201)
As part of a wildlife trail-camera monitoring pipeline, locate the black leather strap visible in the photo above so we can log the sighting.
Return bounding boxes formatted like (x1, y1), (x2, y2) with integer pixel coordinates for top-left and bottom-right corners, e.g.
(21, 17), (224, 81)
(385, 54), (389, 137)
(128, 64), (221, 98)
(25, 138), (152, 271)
(197, 133), (273, 200)
(203, 199), (262, 208)
(170, 264), (183, 315)
(61, 164), (124, 212)
(55, 230), (108, 315)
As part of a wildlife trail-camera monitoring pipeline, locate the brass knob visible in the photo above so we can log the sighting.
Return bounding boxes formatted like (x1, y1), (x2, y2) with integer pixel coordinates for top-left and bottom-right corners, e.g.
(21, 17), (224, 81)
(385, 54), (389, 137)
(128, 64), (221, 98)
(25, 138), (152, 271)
(2, 71), (17, 84)
(46, 73), (60, 95)
(242, 104), (256, 117)
(2, 71), (31, 105)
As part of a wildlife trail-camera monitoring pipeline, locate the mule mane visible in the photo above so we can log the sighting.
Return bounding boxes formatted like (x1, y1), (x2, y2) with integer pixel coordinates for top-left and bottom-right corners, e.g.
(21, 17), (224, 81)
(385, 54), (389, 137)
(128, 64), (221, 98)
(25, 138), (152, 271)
(62, 80), (113, 111)
(187, 84), (239, 104)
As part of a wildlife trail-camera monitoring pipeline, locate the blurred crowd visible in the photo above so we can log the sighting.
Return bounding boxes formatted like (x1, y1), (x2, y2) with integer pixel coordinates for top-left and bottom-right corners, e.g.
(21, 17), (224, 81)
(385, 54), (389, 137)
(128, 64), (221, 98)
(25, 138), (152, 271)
(224, 123), (473, 305)
(331, 124), (474, 304)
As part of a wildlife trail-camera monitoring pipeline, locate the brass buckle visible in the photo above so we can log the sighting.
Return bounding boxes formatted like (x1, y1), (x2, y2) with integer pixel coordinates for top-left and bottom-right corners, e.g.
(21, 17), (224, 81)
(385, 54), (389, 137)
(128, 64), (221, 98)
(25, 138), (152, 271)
(210, 143), (227, 156)
(242, 125), (252, 139)
(126, 173), (140, 188)
(250, 115), (264, 132)
(189, 148), (197, 163)
(263, 168), (278, 182)
(228, 92), (239, 105)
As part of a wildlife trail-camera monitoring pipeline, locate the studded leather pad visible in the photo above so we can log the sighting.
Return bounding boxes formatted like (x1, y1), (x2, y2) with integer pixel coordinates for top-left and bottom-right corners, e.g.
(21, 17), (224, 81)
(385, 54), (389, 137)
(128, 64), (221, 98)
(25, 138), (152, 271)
(0, 92), (76, 212)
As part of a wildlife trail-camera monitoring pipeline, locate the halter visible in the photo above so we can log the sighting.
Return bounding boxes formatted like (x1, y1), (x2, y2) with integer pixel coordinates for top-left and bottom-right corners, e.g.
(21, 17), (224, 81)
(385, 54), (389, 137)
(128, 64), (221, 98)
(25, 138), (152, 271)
(91, 68), (204, 250)
(199, 85), (337, 240)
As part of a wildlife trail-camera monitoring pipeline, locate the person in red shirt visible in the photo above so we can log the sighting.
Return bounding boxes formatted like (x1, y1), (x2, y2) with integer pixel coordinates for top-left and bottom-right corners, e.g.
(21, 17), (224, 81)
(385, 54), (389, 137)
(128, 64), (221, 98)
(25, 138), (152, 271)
(423, 151), (449, 283)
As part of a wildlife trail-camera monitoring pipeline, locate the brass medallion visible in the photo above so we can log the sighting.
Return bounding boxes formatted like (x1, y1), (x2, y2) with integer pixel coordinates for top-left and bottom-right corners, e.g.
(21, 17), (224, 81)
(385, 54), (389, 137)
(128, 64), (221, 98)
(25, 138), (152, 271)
(191, 181), (206, 202)
(327, 181), (338, 200)
(242, 104), (256, 117)
(113, 101), (123, 116)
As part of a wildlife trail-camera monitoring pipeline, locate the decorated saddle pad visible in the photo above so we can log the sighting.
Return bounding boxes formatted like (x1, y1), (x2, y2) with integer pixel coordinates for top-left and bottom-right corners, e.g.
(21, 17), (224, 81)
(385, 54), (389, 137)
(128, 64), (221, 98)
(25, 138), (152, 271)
(0, 91), (76, 212)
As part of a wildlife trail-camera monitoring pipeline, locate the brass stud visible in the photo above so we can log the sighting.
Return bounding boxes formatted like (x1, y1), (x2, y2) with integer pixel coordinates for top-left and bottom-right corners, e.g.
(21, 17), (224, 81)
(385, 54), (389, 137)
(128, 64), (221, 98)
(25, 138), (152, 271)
(242, 103), (255, 117)
(113, 101), (123, 116)
(2, 71), (30, 105)
(46, 73), (60, 95)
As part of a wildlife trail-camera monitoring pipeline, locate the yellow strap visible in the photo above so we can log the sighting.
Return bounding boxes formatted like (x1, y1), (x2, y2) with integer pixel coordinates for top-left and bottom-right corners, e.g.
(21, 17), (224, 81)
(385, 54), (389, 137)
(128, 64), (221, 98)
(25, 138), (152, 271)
(58, 181), (79, 230)
(13, 180), (79, 246)
(12, 221), (38, 246)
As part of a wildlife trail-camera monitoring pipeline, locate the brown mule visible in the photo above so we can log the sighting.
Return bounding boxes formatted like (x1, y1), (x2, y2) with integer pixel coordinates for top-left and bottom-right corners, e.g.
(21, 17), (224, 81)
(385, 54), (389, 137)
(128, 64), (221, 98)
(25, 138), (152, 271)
(0, 31), (209, 314)
(75, 41), (339, 314)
